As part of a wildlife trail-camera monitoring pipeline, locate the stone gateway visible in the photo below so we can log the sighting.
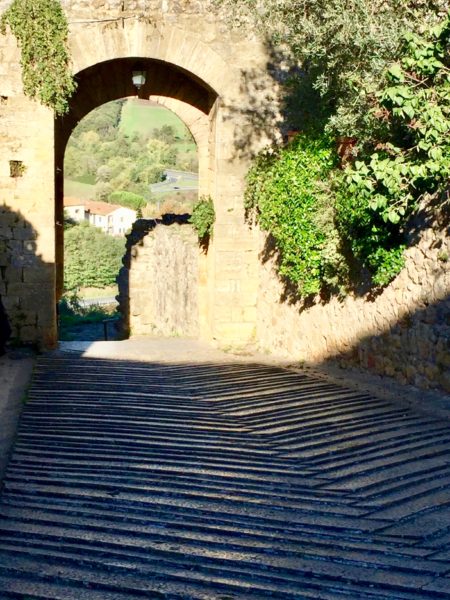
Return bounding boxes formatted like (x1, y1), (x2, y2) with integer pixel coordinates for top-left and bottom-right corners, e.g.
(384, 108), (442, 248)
(0, 0), (278, 349)
(0, 0), (448, 393)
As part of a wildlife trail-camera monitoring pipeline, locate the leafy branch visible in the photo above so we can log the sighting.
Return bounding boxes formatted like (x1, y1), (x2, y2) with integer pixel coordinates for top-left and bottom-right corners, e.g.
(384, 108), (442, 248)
(335, 14), (450, 285)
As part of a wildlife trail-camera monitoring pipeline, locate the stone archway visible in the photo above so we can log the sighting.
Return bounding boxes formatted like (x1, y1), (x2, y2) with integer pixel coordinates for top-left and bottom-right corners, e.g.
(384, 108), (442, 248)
(54, 56), (219, 341)
(0, 3), (279, 348)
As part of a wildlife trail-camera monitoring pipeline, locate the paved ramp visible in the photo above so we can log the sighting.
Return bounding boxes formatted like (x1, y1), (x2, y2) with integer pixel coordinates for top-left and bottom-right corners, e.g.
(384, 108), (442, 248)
(0, 352), (450, 598)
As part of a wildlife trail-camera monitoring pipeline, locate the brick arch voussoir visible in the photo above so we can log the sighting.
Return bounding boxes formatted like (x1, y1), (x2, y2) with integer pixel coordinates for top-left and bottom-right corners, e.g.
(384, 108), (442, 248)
(68, 19), (234, 103)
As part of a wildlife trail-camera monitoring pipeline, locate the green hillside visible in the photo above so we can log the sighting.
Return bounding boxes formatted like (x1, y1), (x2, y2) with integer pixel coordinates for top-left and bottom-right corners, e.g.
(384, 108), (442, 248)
(65, 178), (95, 200)
(120, 100), (191, 140)
(64, 98), (198, 205)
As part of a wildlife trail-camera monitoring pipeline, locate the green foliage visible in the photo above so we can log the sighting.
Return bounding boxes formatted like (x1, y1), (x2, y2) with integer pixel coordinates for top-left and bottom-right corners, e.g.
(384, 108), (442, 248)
(232, 10), (450, 295)
(336, 14), (450, 285)
(65, 99), (197, 203)
(108, 191), (146, 211)
(60, 294), (114, 325)
(214, 0), (448, 139)
(74, 100), (124, 139)
(152, 125), (177, 144)
(1, 0), (76, 115)
(334, 185), (407, 286)
(64, 221), (124, 291)
(246, 134), (342, 296)
(190, 196), (216, 242)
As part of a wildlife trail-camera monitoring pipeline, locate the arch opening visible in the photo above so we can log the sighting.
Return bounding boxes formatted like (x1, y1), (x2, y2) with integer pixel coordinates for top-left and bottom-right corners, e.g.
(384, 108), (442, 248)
(56, 57), (217, 340)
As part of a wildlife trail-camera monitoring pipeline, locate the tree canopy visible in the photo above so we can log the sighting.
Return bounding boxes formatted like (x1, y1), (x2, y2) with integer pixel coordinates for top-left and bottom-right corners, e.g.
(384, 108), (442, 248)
(215, 0), (449, 139)
(64, 221), (125, 291)
(231, 3), (450, 295)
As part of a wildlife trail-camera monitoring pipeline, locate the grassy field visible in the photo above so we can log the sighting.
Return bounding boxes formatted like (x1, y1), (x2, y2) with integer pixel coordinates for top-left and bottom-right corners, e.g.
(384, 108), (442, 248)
(64, 179), (95, 200)
(71, 174), (96, 185)
(120, 100), (191, 140)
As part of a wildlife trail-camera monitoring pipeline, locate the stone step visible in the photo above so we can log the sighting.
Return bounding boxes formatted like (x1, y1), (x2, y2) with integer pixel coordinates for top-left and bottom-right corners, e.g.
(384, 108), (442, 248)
(1, 354), (450, 598)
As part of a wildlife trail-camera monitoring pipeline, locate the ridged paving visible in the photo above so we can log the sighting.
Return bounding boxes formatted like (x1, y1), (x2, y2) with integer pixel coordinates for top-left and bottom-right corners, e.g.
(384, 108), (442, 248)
(0, 353), (450, 598)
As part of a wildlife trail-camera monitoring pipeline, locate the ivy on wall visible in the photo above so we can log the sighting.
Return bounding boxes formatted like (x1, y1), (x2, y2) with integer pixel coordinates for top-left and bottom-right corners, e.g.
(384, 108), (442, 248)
(245, 135), (344, 296)
(1, 0), (76, 114)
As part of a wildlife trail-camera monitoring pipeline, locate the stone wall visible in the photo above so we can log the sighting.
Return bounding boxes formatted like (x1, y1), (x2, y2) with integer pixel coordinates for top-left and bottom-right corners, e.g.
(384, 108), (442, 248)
(0, 206), (55, 347)
(256, 216), (450, 393)
(118, 216), (201, 338)
(0, 24), (57, 347)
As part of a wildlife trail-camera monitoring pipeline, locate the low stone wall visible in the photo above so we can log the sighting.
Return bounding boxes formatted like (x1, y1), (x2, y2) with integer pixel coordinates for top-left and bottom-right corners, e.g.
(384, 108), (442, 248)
(256, 217), (450, 393)
(118, 216), (200, 338)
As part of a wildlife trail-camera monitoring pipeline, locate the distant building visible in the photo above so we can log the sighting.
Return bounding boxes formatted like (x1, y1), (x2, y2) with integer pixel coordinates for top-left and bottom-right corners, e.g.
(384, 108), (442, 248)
(64, 198), (137, 236)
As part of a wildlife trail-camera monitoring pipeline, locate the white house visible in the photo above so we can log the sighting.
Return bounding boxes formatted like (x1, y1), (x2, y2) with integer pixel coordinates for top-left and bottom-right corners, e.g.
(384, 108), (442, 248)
(64, 198), (137, 236)
(64, 198), (87, 223)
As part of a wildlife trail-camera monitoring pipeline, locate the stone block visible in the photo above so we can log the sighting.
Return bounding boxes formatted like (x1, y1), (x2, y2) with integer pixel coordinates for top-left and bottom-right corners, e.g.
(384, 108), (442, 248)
(4, 266), (22, 283)
(20, 292), (52, 313)
(424, 363), (439, 380)
(22, 264), (54, 284)
(232, 306), (257, 322)
(438, 372), (450, 394)
(1, 295), (20, 311)
(5, 282), (27, 297)
(213, 304), (232, 322)
(0, 211), (21, 227)
(0, 226), (13, 239)
(214, 322), (256, 345)
(436, 351), (450, 369)
(13, 226), (37, 241)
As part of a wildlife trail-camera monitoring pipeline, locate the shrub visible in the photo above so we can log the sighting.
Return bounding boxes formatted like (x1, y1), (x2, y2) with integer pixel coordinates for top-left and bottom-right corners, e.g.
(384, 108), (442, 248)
(335, 14), (450, 285)
(1, 0), (76, 114)
(64, 222), (125, 291)
(246, 133), (343, 296)
(189, 196), (216, 243)
(108, 190), (146, 211)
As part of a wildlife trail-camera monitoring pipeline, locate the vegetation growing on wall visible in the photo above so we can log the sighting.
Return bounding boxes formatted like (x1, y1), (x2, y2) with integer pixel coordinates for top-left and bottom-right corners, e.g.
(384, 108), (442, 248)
(190, 196), (215, 244)
(246, 135), (344, 295)
(244, 11), (450, 296)
(1, 0), (76, 115)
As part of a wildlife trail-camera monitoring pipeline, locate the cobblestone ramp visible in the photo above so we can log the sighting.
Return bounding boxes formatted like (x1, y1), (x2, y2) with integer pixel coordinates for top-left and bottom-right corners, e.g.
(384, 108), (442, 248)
(0, 355), (450, 599)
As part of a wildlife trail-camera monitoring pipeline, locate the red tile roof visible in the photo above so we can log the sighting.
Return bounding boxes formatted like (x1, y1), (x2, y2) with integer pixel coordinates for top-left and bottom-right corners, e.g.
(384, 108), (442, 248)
(64, 198), (132, 216)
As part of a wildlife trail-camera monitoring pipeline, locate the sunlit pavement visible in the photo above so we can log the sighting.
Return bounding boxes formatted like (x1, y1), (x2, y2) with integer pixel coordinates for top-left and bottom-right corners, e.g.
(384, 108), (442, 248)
(0, 340), (449, 598)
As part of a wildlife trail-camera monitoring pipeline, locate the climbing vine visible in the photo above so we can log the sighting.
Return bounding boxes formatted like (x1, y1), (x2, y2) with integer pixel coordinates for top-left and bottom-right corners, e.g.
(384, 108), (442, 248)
(245, 134), (345, 296)
(1, 0), (76, 115)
